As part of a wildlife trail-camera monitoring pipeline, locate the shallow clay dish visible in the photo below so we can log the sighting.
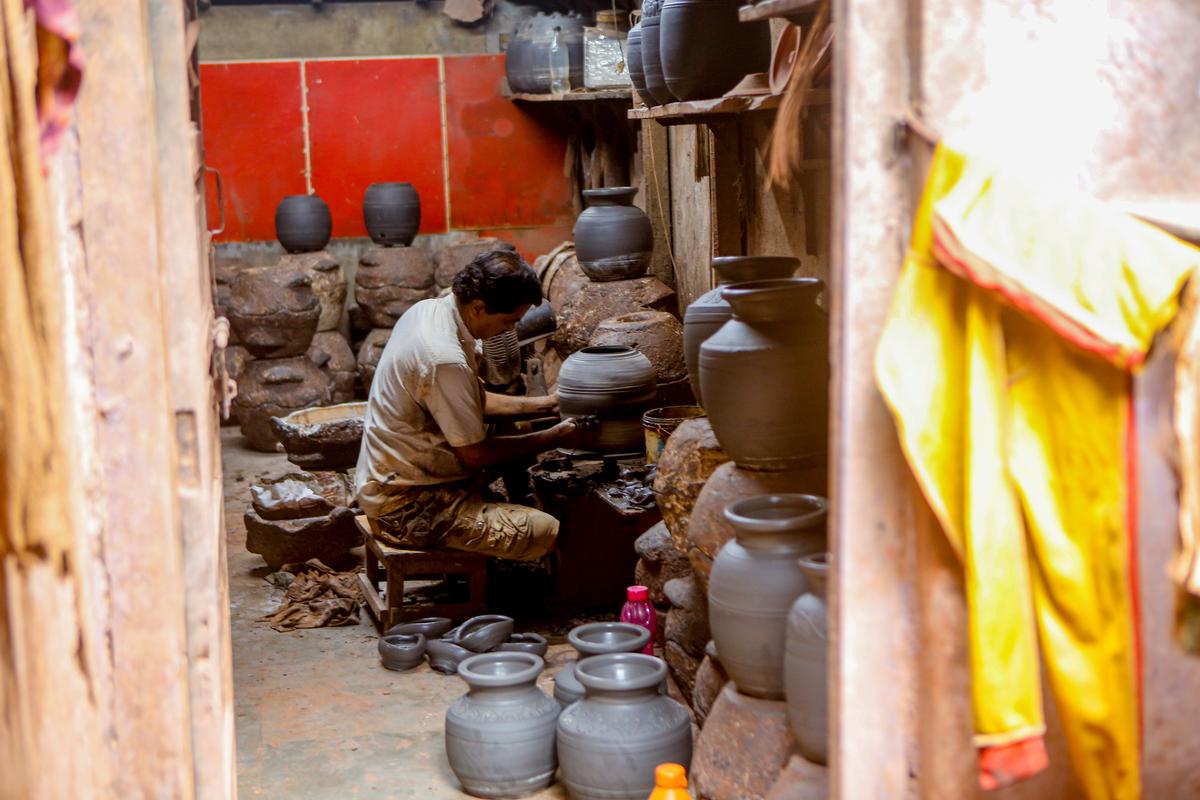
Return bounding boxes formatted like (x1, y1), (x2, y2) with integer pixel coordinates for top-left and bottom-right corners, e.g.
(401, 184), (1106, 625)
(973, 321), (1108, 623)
(378, 633), (427, 672)
(427, 639), (475, 675)
(385, 617), (455, 639)
(769, 23), (803, 95)
(451, 614), (515, 653)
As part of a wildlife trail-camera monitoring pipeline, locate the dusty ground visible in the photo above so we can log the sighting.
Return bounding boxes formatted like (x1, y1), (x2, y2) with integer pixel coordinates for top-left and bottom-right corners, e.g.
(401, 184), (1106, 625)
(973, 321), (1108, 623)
(222, 427), (573, 799)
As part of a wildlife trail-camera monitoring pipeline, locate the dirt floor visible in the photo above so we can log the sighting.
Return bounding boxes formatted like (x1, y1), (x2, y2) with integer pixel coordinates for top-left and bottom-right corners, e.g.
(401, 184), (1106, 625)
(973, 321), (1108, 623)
(222, 427), (575, 799)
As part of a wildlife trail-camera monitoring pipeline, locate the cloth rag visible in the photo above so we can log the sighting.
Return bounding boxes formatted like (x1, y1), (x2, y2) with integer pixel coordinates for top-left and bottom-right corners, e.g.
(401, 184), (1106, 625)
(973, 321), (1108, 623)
(260, 558), (364, 632)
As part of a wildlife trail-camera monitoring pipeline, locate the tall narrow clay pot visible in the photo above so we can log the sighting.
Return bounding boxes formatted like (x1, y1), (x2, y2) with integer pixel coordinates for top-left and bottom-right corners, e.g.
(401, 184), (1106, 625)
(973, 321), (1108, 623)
(640, 0), (674, 106)
(785, 552), (830, 765)
(557, 345), (657, 455)
(683, 256), (799, 406)
(659, 0), (771, 101)
(573, 187), (653, 282)
(445, 652), (561, 798)
(699, 277), (828, 470)
(707, 493), (826, 699)
(557, 653), (693, 800)
(363, 182), (420, 246)
(553, 621), (651, 707)
(275, 194), (332, 253)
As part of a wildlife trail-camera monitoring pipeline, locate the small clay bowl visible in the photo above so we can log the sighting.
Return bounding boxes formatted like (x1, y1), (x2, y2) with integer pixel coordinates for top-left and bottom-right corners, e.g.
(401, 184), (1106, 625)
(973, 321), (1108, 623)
(378, 633), (426, 672)
(497, 632), (550, 657)
(385, 617), (454, 639)
(427, 639), (475, 675)
(451, 614), (515, 653)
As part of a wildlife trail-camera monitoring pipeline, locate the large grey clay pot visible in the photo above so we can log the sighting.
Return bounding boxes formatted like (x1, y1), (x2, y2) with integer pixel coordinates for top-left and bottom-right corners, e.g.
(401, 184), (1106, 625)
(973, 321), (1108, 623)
(363, 182), (421, 246)
(573, 187), (653, 282)
(785, 552), (830, 765)
(683, 256), (798, 406)
(557, 653), (692, 800)
(699, 277), (828, 470)
(446, 652), (561, 798)
(640, 0), (674, 106)
(557, 346), (658, 455)
(708, 493), (826, 699)
(505, 13), (585, 94)
(275, 194), (332, 253)
(554, 621), (652, 707)
(659, 0), (771, 101)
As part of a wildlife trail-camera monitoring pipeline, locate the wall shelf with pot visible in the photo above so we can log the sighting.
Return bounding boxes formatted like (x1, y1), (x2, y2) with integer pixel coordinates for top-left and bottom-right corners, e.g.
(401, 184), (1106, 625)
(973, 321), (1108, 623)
(737, 0), (822, 23)
(507, 89), (633, 104)
(627, 89), (829, 127)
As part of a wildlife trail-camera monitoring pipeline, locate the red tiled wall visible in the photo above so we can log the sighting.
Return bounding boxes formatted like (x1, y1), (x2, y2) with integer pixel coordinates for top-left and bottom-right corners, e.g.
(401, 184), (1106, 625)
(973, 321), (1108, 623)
(200, 55), (575, 256)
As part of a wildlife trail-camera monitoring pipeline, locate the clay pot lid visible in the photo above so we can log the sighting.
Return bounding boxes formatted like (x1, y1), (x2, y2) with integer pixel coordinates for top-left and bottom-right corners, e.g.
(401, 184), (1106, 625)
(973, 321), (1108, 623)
(723, 493), (828, 532)
(582, 186), (638, 204)
(457, 651), (545, 687)
(575, 652), (667, 693)
(569, 621), (651, 655)
(723, 72), (771, 98)
(769, 23), (803, 96)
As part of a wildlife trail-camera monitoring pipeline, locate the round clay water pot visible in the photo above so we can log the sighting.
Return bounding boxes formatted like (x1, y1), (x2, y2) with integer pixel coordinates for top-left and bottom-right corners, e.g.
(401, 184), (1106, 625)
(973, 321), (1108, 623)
(553, 621), (652, 707)
(363, 182), (421, 246)
(450, 614), (515, 653)
(785, 552), (830, 765)
(659, 0), (772, 101)
(275, 194), (332, 253)
(557, 653), (693, 800)
(228, 264), (321, 359)
(505, 21), (535, 92)
(497, 633), (550, 657)
(446, 652), (561, 798)
(683, 256), (798, 406)
(232, 357), (333, 452)
(378, 633), (427, 672)
(270, 401), (365, 470)
(557, 345), (658, 455)
(589, 310), (686, 384)
(640, 0), (674, 106)
(386, 617), (455, 639)
(573, 187), (654, 282)
(708, 493), (827, 699)
(626, 24), (655, 106)
(699, 277), (828, 469)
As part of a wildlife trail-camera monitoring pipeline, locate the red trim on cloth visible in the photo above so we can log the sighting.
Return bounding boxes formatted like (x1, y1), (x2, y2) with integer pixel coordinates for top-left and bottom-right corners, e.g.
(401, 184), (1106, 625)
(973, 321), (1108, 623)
(978, 736), (1049, 791)
(1124, 386), (1144, 750)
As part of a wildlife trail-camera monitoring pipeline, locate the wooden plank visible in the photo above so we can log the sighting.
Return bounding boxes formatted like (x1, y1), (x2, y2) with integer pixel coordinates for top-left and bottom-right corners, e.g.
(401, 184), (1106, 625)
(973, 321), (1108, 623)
(738, 0), (821, 22)
(639, 121), (675, 291)
(668, 125), (713, 310)
(509, 88), (632, 103)
(708, 120), (745, 257)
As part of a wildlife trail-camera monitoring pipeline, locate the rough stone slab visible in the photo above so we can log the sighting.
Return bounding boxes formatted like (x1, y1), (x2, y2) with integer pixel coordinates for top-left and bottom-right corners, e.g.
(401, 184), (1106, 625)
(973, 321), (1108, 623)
(665, 641), (701, 707)
(665, 595), (709, 658)
(652, 418), (728, 552)
(691, 684), (797, 800)
(692, 653), (728, 727)
(764, 755), (828, 800)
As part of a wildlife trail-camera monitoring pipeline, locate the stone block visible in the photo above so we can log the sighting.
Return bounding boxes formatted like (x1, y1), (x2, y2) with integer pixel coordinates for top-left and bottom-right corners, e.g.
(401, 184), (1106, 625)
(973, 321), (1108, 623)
(664, 640), (701, 707)
(691, 684), (798, 800)
(764, 755), (828, 800)
(692, 651), (728, 727)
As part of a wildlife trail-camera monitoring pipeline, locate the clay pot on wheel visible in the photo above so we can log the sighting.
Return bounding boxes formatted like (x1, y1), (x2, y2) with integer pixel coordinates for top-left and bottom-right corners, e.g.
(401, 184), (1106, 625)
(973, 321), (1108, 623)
(708, 493), (826, 699)
(640, 0), (674, 106)
(785, 552), (830, 765)
(378, 633), (427, 672)
(554, 621), (652, 707)
(700, 277), (828, 469)
(573, 187), (653, 282)
(232, 357), (333, 452)
(275, 194), (331, 253)
(228, 264), (321, 359)
(683, 256), (799, 406)
(446, 652), (561, 798)
(557, 346), (657, 455)
(557, 653), (692, 800)
(660, 0), (772, 101)
(363, 182), (420, 246)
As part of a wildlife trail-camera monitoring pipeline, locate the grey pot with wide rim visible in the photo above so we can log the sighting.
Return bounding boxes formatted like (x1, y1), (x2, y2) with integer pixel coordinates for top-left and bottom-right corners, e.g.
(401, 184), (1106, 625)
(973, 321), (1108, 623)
(445, 652), (561, 798)
(275, 194), (332, 254)
(699, 277), (828, 470)
(553, 621), (651, 707)
(659, 0), (771, 101)
(557, 653), (692, 800)
(573, 187), (653, 282)
(708, 493), (826, 699)
(557, 346), (658, 456)
(785, 551), (830, 765)
(683, 256), (799, 406)
(363, 182), (420, 246)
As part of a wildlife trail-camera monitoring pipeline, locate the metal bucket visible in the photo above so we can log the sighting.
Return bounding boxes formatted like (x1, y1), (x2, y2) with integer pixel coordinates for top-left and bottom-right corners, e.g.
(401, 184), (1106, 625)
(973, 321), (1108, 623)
(642, 405), (706, 464)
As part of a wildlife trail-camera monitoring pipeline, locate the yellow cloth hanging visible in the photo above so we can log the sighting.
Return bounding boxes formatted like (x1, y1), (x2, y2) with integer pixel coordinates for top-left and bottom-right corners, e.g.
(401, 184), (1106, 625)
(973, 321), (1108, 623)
(876, 143), (1200, 797)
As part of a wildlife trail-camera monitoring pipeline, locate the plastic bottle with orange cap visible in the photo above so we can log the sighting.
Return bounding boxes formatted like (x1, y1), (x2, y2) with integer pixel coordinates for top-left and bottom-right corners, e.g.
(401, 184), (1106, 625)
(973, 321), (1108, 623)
(648, 763), (692, 800)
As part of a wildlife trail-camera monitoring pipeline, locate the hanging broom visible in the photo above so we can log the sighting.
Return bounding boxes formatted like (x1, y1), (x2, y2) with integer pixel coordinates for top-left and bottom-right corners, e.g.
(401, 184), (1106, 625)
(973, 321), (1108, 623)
(767, 0), (832, 188)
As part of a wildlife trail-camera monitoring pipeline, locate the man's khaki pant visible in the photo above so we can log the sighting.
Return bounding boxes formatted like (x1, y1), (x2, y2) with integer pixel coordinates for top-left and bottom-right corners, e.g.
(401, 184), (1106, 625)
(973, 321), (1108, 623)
(369, 478), (558, 562)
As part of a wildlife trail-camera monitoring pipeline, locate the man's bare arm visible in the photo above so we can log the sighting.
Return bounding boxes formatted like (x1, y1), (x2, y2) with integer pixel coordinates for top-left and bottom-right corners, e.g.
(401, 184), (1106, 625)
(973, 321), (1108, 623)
(483, 391), (558, 419)
(451, 416), (594, 472)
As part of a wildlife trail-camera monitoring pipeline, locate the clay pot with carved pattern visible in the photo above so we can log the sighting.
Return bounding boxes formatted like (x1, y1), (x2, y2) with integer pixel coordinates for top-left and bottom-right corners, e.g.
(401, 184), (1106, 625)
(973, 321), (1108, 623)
(232, 357), (333, 452)
(228, 264), (321, 358)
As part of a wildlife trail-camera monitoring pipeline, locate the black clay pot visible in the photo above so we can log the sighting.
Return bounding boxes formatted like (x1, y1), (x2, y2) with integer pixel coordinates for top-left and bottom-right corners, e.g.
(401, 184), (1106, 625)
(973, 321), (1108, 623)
(275, 194), (332, 254)
(660, 0), (772, 101)
(640, 0), (674, 106)
(363, 182), (420, 247)
(627, 24), (654, 106)
(558, 345), (658, 454)
(573, 187), (653, 282)
(505, 13), (585, 94)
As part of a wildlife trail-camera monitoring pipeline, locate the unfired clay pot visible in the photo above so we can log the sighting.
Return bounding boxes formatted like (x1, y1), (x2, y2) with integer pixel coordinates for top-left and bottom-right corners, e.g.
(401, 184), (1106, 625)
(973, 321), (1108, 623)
(363, 182), (420, 247)
(228, 264), (321, 359)
(553, 621), (652, 707)
(708, 493), (827, 699)
(785, 552), (829, 765)
(275, 194), (331, 253)
(270, 401), (365, 470)
(446, 652), (560, 798)
(356, 328), (392, 394)
(498, 633), (549, 657)
(232, 357), (333, 452)
(659, 0), (771, 101)
(557, 345), (658, 455)
(557, 653), (693, 800)
(504, 12), (585, 94)
(378, 633), (427, 672)
(355, 246), (436, 328)
(450, 614), (515, 653)
(640, 0), (674, 106)
(573, 187), (653, 282)
(306, 331), (356, 404)
(699, 278), (828, 470)
(589, 310), (687, 384)
(683, 257), (799, 406)
(386, 617), (455, 639)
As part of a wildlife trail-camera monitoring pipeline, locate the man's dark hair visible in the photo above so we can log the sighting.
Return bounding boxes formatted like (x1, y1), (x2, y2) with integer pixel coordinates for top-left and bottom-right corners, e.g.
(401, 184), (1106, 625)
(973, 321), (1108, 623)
(452, 248), (543, 314)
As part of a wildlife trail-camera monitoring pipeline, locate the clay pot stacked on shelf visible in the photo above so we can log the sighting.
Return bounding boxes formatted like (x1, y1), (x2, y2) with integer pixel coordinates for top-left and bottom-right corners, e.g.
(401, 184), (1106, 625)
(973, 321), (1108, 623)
(659, 0), (771, 101)
(505, 12), (585, 94)
(639, 0), (673, 106)
(275, 195), (332, 254)
(573, 187), (653, 283)
(626, 23), (653, 106)
(363, 182), (420, 247)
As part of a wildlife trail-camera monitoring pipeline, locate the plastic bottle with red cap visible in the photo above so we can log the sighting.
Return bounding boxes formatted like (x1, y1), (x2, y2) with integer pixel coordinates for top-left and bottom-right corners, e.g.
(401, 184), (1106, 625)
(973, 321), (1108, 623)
(648, 763), (692, 799)
(621, 584), (656, 655)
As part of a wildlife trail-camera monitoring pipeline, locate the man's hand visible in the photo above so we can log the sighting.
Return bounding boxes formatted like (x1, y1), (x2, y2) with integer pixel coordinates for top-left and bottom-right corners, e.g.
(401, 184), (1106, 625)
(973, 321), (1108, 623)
(553, 415), (601, 450)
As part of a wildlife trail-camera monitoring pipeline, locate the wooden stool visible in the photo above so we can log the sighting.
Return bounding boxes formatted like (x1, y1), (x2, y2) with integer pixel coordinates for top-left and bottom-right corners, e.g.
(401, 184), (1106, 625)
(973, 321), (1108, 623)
(355, 515), (489, 632)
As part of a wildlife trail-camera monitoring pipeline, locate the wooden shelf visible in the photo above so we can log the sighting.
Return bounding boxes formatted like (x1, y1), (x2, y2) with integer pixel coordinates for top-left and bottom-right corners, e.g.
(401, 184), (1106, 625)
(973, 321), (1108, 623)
(508, 89), (632, 103)
(627, 89), (829, 126)
(738, 0), (821, 23)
